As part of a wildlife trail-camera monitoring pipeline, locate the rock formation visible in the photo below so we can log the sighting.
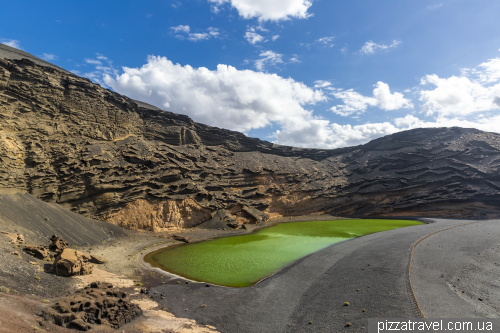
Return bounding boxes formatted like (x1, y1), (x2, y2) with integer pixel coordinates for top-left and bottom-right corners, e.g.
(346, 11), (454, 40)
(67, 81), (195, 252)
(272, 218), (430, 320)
(1, 45), (500, 230)
(51, 248), (95, 276)
(39, 281), (143, 330)
(49, 234), (68, 252)
(23, 245), (49, 259)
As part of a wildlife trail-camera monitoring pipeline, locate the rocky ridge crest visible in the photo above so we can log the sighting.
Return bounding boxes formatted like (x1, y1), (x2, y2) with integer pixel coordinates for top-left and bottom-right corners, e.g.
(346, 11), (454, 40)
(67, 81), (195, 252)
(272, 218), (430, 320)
(1, 52), (500, 230)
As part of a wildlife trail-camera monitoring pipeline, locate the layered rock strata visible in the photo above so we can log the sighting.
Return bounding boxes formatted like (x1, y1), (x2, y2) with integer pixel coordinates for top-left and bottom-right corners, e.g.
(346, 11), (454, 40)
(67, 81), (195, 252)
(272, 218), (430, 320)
(0, 52), (500, 231)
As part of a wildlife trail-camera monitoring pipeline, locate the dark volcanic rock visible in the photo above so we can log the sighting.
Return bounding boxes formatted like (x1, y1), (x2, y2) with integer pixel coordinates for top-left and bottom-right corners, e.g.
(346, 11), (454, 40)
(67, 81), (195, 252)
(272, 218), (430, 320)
(1, 45), (500, 229)
(39, 281), (142, 330)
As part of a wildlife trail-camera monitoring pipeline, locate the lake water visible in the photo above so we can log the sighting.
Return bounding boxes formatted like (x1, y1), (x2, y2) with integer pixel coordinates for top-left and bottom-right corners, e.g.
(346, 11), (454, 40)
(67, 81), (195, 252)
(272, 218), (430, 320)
(144, 219), (423, 287)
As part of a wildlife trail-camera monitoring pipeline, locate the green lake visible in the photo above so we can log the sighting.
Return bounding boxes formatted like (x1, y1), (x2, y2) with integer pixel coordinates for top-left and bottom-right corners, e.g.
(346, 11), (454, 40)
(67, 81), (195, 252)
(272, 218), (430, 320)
(144, 219), (423, 287)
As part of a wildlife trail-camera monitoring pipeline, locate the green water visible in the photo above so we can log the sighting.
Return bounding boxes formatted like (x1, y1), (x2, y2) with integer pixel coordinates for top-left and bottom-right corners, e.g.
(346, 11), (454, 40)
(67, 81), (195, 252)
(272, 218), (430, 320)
(145, 219), (423, 287)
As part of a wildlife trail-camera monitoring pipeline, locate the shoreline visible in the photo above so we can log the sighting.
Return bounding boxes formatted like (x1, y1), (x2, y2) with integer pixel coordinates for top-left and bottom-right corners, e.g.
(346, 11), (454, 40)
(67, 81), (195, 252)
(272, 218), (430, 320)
(2, 216), (498, 332)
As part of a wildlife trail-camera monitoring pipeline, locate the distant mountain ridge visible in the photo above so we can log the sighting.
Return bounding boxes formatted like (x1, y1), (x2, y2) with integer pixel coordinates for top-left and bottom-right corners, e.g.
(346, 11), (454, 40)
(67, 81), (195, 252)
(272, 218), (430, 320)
(1, 44), (499, 231)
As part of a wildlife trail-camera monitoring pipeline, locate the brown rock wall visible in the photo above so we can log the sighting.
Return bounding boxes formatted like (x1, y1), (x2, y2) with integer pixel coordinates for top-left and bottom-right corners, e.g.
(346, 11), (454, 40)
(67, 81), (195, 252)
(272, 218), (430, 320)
(105, 198), (212, 231)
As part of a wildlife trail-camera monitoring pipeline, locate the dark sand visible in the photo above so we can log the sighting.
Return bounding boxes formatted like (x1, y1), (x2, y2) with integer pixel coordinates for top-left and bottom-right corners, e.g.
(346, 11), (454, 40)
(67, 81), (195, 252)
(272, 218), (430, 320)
(140, 218), (500, 332)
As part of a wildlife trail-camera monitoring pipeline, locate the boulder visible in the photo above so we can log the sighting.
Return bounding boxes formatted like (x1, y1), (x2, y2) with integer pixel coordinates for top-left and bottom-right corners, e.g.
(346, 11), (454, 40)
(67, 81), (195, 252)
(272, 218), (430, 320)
(51, 249), (94, 276)
(39, 281), (142, 330)
(23, 245), (49, 259)
(172, 234), (190, 243)
(49, 235), (68, 252)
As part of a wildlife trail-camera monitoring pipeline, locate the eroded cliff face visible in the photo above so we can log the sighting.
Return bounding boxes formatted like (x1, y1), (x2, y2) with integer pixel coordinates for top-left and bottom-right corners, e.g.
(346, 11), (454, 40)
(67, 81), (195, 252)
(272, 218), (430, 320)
(1, 56), (500, 231)
(105, 198), (212, 231)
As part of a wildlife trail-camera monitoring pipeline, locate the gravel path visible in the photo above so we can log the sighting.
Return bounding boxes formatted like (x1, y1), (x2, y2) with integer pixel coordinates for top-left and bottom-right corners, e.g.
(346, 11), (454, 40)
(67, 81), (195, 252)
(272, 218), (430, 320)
(143, 219), (499, 333)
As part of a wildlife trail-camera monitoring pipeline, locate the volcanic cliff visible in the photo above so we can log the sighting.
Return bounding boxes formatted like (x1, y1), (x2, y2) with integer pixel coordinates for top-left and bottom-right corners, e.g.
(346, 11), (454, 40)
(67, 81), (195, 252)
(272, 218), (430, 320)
(1, 46), (500, 231)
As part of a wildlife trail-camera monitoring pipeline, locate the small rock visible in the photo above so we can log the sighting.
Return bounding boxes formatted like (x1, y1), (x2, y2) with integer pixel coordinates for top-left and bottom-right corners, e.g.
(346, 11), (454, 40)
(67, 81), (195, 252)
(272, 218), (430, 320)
(172, 235), (190, 243)
(10, 251), (21, 258)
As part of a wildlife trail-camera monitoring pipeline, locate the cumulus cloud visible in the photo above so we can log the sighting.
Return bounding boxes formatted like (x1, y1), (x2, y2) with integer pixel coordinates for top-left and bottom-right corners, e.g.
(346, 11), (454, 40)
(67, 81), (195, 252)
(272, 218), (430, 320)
(0, 39), (21, 49)
(208, 0), (313, 21)
(41, 53), (57, 61)
(272, 35), (280, 41)
(244, 29), (265, 44)
(254, 50), (283, 71)
(103, 55), (325, 133)
(330, 89), (378, 116)
(373, 81), (413, 110)
(330, 82), (412, 116)
(274, 113), (500, 149)
(360, 40), (401, 54)
(419, 57), (500, 117)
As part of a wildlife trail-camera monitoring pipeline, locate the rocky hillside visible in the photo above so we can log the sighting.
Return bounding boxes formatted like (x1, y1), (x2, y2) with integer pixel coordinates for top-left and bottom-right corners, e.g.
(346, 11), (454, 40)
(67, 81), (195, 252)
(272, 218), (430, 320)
(1, 47), (499, 230)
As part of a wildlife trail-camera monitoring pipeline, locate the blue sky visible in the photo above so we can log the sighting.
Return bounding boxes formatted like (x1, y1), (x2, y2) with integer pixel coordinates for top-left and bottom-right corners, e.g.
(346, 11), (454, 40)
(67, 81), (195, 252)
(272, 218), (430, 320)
(1, 0), (500, 148)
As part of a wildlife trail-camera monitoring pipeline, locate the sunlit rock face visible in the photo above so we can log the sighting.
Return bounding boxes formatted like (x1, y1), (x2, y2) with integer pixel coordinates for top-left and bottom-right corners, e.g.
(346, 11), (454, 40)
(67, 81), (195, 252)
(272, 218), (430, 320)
(0, 54), (499, 230)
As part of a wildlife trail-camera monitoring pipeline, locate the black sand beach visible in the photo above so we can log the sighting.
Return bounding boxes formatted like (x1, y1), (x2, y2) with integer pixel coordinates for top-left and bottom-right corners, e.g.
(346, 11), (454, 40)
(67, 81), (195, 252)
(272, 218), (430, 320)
(140, 218), (500, 332)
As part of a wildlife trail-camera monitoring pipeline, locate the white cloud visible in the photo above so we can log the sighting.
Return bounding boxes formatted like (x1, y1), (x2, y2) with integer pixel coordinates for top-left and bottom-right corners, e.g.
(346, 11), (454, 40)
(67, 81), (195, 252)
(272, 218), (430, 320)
(187, 33), (211, 41)
(274, 113), (500, 149)
(316, 36), (334, 47)
(0, 39), (21, 50)
(171, 26), (220, 41)
(85, 58), (102, 65)
(330, 82), (412, 116)
(419, 75), (500, 117)
(373, 81), (413, 110)
(289, 55), (300, 63)
(208, 0), (313, 21)
(254, 50), (283, 71)
(244, 30), (265, 44)
(272, 35), (280, 41)
(475, 58), (500, 84)
(41, 53), (57, 61)
(103, 56), (325, 134)
(360, 40), (401, 54)
(82, 54), (118, 87)
(170, 25), (190, 33)
(330, 89), (379, 116)
(314, 80), (331, 88)
(340, 47), (347, 55)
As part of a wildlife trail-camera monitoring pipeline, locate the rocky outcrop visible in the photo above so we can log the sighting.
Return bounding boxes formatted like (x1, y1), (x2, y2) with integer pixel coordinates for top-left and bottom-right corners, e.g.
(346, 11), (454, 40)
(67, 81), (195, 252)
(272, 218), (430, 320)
(49, 235), (68, 252)
(0, 48), (500, 229)
(23, 245), (49, 259)
(39, 281), (143, 330)
(51, 248), (95, 276)
(105, 198), (212, 231)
